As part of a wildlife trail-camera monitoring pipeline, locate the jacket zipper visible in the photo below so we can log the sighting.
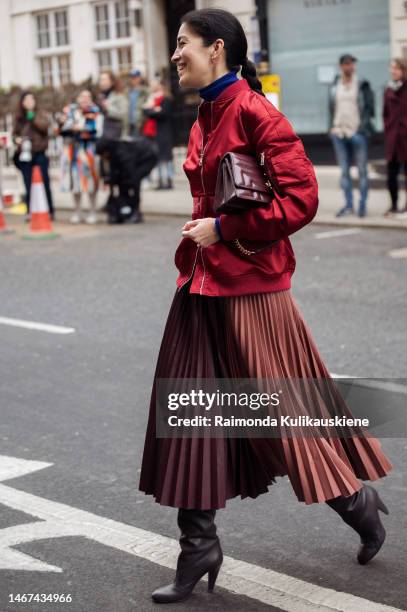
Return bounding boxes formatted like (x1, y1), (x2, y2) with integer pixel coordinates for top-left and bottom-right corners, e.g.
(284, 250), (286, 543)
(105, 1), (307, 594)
(197, 102), (212, 193)
(199, 245), (206, 295)
(260, 150), (275, 192)
(196, 102), (212, 295)
(177, 104), (208, 293)
(177, 244), (200, 292)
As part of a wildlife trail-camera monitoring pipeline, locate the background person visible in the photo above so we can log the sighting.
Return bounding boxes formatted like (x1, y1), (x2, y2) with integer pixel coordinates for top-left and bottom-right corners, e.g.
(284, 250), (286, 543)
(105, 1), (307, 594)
(58, 90), (102, 224)
(383, 58), (407, 217)
(142, 78), (174, 189)
(96, 71), (130, 223)
(97, 71), (129, 142)
(328, 54), (375, 218)
(12, 91), (55, 220)
(128, 69), (148, 138)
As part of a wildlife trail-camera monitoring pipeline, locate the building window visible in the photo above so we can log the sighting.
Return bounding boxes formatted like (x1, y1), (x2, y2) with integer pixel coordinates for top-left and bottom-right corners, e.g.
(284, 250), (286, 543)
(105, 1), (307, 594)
(115, 1), (130, 38)
(55, 10), (69, 46)
(36, 9), (69, 49)
(117, 46), (132, 73)
(39, 55), (71, 87)
(36, 9), (71, 87)
(39, 57), (53, 86)
(58, 54), (71, 84)
(94, 1), (131, 41)
(95, 3), (110, 41)
(97, 49), (113, 71)
(37, 14), (50, 49)
(94, 1), (132, 76)
(96, 47), (132, 74)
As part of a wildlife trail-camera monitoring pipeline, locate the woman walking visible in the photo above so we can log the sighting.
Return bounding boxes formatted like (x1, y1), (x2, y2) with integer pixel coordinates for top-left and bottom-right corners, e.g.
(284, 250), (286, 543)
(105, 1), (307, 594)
(383, 58), (407, 216)
(59, 90), (102, 224)
(13, 91), (55, 219)
(142, 78), (174, 189)
(139, 9), (392, 604)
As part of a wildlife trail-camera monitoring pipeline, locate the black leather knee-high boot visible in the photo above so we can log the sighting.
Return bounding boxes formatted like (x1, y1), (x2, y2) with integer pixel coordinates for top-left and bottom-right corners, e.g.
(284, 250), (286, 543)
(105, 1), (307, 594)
(326, 484), (389, 565)
(151, 508), (223, 603)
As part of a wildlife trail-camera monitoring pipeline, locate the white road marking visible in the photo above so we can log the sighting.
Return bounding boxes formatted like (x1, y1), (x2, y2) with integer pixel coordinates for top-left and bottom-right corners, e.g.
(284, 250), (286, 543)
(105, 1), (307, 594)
(330, 373), (356, 379)
(314, 228), (361, 239)
(0, 317), (75, 334)
(331, 374), (407, 396)
(0, 455), (401, 611)
(388, 247), (407, 259)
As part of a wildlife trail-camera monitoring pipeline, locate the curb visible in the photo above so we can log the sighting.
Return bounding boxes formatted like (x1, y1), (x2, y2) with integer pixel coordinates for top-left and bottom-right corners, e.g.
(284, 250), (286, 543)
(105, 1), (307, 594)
(311, 216), (407, 230)
(133, 210), (407, 230)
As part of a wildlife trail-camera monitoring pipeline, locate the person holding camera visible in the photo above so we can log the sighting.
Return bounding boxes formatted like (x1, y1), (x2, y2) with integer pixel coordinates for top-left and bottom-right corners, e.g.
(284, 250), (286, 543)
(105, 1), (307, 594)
(13, 91), (55, 220)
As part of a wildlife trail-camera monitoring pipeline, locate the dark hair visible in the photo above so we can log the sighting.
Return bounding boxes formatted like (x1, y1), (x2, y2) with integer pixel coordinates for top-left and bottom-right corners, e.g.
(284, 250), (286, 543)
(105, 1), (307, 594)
(99, 70), (124, 93)
(339, 53), (357, 65)
(16, 90), (37, 122)
(181, 8), (264, 96)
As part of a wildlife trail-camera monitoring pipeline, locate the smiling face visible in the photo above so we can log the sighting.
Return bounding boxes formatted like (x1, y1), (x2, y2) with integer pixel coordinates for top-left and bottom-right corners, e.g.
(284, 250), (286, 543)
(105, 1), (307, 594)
(171, 23), (226, 89)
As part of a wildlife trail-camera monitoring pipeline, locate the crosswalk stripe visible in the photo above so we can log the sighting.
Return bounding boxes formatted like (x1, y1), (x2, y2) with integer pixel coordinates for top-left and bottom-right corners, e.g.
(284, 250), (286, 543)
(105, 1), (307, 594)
(0, 473), (401, 612)
(0, 317), (75, 334)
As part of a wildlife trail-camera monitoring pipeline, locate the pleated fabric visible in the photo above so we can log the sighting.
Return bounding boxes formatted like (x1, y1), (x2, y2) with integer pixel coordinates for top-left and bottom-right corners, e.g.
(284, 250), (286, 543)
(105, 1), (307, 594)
(138, 283), (392, 509)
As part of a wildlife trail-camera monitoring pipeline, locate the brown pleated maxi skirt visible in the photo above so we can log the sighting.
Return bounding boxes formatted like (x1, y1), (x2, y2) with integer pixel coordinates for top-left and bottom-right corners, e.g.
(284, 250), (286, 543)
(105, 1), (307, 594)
(138, 281), (392, 509)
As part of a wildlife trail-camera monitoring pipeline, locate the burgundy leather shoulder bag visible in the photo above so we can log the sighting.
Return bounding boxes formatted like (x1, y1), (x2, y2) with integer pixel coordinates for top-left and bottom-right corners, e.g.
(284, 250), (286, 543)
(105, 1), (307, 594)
(213, 151), (278, 255)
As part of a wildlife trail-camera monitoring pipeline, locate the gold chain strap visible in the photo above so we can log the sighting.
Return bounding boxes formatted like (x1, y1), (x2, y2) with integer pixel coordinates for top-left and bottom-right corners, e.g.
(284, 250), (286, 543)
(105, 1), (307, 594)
(231, 152), (276, 256)
(233, 239), (265, 256)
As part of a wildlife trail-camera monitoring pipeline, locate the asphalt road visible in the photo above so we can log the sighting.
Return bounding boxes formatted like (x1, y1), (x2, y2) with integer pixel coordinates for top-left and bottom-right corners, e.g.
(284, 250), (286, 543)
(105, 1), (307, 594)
(0, 217), (406, 612)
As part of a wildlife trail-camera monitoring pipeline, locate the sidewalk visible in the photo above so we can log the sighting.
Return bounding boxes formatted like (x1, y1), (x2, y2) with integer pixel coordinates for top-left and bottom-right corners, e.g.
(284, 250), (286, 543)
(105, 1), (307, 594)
(140, 166), (407, 230)
(3, 163), (407, 230)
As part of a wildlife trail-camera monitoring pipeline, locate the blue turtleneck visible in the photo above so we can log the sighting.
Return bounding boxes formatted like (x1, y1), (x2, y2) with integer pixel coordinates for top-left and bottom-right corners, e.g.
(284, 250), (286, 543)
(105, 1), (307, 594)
(199, 71), (239, 101)
(199, 71), (239, 242)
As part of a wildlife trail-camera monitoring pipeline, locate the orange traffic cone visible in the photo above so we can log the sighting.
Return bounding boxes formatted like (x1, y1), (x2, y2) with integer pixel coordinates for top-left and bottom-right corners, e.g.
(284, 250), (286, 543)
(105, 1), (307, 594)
(0, 194), (14, 235)
(23, 166), (58, 240)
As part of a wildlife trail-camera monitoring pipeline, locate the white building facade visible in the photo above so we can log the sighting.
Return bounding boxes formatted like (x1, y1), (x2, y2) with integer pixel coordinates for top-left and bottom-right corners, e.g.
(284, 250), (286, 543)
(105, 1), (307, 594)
(0, 0), (163, 88)
(0, 0), (255, 89)
(389, 0), (407, 58)
(0, 0), (402, 137)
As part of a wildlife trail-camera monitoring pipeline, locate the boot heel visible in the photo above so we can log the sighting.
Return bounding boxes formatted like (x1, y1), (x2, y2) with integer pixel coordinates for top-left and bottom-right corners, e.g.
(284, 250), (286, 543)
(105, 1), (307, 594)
(208, 564), (221, 592)
(377, 496), (389, 515)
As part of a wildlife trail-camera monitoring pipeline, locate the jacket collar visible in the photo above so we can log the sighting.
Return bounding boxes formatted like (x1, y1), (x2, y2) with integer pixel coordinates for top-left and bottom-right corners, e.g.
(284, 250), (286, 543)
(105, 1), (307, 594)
(201, 78), (251, 105)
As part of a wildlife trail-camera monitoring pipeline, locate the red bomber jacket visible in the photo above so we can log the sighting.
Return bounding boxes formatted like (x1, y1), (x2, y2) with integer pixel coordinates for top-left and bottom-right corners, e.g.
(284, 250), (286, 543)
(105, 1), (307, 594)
(175, 79), (318, 297)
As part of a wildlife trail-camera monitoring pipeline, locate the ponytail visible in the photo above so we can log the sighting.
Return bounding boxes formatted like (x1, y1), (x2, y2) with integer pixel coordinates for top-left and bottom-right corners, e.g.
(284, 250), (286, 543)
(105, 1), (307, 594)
(241, 57), (265, 97)
(181, 9), (265, 97)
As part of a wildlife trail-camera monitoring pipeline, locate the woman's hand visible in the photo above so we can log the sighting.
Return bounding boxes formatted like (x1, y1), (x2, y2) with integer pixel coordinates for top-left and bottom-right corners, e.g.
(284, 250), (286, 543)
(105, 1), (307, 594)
(181, 218), (218, 247)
